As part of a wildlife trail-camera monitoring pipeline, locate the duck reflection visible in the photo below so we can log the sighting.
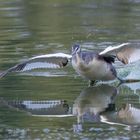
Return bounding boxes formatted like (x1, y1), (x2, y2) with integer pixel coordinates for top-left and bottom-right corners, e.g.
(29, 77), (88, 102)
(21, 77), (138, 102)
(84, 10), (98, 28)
(73, 84), (117, 123)
(72, 84), (117, 132)
(1, 82), (140, 131)
(72, 83), (140, 132)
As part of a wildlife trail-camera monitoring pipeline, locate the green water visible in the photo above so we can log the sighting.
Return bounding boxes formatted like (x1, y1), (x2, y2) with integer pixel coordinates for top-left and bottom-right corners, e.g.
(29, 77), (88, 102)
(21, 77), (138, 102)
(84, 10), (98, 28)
(0, 0), (140, 139)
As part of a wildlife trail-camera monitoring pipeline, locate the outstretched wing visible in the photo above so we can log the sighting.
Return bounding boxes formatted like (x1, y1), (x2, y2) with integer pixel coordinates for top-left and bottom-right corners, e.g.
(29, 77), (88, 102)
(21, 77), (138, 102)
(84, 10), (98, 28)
(99, 43), (140, 64)
(0, 53), (72, 78)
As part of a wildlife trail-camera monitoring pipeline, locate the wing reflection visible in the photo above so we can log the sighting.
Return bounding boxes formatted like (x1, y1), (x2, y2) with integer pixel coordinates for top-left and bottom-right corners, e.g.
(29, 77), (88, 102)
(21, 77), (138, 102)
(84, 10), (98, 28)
(101, 82), (140, 126)
(118, 103), (140, 124)
(101, 103), (140, 126)
(0, 99), (72, 117)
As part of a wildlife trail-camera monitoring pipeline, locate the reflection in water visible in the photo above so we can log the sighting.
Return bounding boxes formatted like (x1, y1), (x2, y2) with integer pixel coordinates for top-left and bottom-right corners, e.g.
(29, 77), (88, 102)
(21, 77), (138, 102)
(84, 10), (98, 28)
(1, 83), (140, 125)
(124, 81), (140, 96)
(101, 82), (140, 126)
(73, 84), (117, 132)
(0, 98), (72, 117)
(73, 84), (117, 124)
(101, 103), (140, 126)
(118, 104), (140, 124)
(72, 83), (140, 132)
(1, 82), (140, 134)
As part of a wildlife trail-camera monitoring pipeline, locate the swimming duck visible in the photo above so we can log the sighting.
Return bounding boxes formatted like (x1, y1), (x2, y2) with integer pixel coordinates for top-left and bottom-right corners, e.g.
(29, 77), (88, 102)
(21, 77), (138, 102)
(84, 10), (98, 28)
(0, 43), (140, 85)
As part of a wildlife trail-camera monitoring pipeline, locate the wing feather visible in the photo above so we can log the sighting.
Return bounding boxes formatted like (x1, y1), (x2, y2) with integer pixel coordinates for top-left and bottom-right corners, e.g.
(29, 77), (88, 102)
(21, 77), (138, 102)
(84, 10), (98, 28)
(99, 43), (140, 64)
(99, 43), (130, 55)
(0, 53), (72, 78)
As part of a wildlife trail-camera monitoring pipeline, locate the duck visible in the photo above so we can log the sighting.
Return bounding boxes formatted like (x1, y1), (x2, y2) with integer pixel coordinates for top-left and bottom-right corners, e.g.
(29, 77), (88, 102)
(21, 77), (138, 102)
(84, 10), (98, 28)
(0, 43), (140, 85)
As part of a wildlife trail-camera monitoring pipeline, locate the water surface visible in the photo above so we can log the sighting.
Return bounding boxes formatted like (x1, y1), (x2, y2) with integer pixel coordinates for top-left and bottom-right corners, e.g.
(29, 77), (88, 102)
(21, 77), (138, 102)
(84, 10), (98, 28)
(0, 0), (140, 139)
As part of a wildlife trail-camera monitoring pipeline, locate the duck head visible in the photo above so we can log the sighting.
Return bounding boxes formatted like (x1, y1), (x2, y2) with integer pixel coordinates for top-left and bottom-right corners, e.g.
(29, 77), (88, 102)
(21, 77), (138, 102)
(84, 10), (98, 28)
(72, 44), (81, 55)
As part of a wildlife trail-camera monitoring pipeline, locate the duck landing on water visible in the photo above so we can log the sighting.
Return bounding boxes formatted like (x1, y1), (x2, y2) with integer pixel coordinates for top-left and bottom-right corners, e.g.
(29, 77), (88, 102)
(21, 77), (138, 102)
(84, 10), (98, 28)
(0, 43), (140, 86)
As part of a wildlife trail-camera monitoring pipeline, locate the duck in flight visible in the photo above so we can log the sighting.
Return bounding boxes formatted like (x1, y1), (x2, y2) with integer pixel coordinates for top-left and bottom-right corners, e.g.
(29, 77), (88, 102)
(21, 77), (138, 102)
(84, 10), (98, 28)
(0, 43), (140, 85)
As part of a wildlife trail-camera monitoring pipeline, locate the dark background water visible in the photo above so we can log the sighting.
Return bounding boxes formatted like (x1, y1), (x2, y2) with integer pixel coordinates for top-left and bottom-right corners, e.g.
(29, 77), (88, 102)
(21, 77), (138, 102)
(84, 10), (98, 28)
(0, 0), (140, 139)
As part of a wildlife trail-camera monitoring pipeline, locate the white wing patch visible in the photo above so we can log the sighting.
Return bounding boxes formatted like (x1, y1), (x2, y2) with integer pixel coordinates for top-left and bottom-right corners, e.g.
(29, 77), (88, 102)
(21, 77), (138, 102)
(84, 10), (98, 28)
(99, 43), (130, 55)
(22, 62), (60, 72)
(31, 53), (72, 60)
